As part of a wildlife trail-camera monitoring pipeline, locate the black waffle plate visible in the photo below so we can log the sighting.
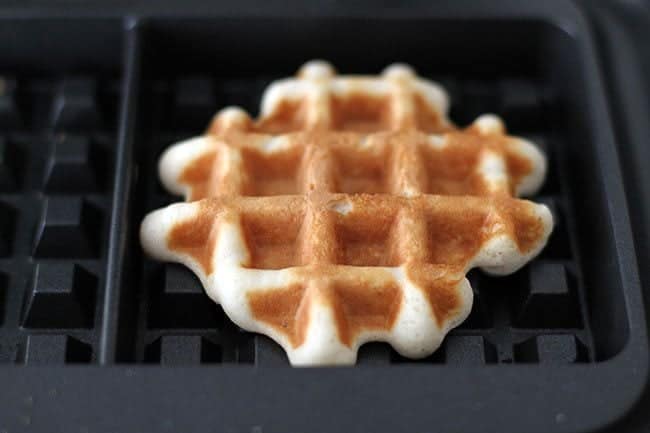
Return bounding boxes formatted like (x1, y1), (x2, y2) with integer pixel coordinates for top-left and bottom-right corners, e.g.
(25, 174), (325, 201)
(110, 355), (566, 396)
(0, 2), (646, 433)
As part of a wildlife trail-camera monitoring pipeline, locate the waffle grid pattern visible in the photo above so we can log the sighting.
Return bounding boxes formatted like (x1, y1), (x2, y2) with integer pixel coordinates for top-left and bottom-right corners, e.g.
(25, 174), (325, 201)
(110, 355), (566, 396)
(0, 76), (118, 364)
(212, 61), (453, 134)
(133, 95), (591, 366)
(139, 64), (561, 365)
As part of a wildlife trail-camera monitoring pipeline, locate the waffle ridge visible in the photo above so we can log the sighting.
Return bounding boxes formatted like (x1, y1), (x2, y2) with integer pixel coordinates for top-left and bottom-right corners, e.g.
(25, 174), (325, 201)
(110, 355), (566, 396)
(141, 61), (553, 365)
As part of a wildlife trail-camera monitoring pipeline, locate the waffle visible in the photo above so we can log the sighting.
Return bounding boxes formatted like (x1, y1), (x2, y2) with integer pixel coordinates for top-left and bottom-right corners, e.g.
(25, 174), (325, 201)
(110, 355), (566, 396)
(141, 61), (553, 365)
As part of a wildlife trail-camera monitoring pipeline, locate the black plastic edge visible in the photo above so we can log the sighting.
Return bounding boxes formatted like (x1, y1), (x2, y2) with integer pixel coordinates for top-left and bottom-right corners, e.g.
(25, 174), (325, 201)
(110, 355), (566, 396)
(583, 3), (650, 432)
(0, 0), (596, 23)
(98, 16), (140, 363)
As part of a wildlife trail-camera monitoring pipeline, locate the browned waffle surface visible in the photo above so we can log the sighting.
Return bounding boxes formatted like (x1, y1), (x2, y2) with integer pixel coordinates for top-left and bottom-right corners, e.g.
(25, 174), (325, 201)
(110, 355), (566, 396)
(141, 61), (552, 365)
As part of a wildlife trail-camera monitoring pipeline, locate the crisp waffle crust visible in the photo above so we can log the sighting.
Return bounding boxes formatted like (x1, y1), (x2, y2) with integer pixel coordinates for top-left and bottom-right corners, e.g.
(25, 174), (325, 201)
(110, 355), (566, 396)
(141, 61), (553, 365)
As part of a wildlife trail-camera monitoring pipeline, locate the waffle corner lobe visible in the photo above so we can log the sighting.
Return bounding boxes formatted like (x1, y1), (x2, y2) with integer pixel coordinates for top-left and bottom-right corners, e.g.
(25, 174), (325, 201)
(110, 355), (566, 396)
(141, 60), (553, 365)
(331, 279), (403, 347)
(405, 264), (465, 329)
(165, 200), (225, 276)
(247, 284), (310, 348)
(178, 150), (218, 201)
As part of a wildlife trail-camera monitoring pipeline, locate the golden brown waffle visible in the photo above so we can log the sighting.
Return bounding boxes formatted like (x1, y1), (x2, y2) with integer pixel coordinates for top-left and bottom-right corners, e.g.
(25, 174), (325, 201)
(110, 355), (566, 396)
(141, 61), (553, 365)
